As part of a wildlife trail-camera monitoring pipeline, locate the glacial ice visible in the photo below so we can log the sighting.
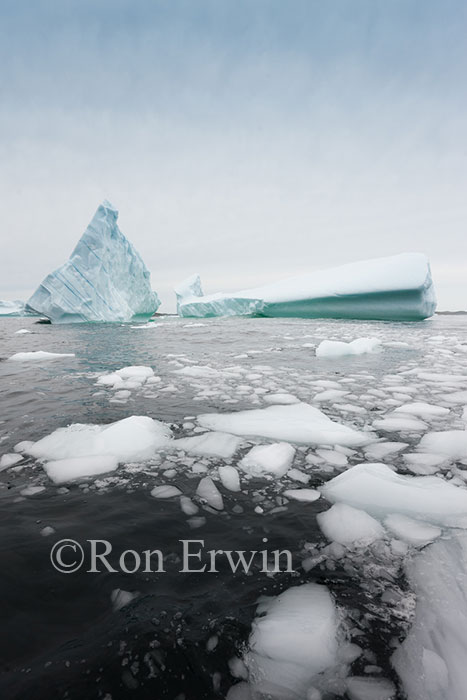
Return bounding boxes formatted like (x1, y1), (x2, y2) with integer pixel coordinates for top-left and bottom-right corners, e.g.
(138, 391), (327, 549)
(26, 201), (160, 323)
(0, 300), (34, 316)
(176, 253), (436, 321)
(8, 351), (75, 362)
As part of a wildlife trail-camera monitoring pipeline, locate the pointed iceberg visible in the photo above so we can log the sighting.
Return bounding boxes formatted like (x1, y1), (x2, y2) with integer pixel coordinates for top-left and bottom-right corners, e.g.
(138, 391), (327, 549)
(176, 253), (436, 321)
(26, 201), (160, 323)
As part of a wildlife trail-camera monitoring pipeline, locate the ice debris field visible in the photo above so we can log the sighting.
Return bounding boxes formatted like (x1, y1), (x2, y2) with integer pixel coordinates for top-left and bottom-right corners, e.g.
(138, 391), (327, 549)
(1, 200), (436, 324)
(1, 313), (467, 699)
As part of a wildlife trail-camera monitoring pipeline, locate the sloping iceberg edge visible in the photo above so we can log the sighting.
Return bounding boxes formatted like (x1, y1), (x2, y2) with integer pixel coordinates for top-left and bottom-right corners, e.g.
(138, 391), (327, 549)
(176, 253), (437, 321)
(26, 201), (160, 324)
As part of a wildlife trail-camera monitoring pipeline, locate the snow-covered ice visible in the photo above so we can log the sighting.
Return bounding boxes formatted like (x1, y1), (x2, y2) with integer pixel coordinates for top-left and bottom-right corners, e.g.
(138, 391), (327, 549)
(239, 442), (295, 477)
(316, 338), (381, 358)
(198, 403), (373, 447)
(8, 351), (75, 361)
(321, 463), (467, 526)
(317, 503), (385, 546)
(177, 253), (436, 321)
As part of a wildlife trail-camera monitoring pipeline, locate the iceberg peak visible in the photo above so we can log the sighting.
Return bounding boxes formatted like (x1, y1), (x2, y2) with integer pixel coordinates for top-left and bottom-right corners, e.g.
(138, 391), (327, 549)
(26, 201), (160, 323)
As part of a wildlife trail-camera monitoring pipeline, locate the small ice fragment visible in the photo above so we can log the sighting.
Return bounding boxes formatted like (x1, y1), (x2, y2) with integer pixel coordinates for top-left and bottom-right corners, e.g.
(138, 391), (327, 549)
(316, 338), (381, 358)
(151, 485), (182, 499)
(8, 351), (75, 361)
(0, 453), (23, 470)
(239, 443), (295, 477)
(20, 486), (46, 496)
(40, 526), (55, 537)
(346, 676), (396, 700)
(111, 589), (138, 611)
(284, 488), (320, 502)
(218, 465), (241, 492)
(14, 440), (35, 453)
(196, 477), (224, 510)
(180, 496), (199, 515)
(173, 432), (243, 459)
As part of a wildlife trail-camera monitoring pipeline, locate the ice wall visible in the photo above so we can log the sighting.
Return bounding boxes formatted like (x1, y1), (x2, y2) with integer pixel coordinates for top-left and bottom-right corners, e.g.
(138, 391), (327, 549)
(26, 201), (160, 323)
(176, 253), (436, 321)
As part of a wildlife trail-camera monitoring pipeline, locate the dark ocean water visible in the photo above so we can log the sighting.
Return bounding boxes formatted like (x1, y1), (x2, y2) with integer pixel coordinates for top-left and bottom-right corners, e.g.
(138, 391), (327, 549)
(1, 315), (466, 700)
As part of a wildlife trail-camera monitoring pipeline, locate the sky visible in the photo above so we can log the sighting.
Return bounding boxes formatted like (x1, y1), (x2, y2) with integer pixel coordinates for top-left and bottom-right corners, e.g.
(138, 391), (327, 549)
(1, 0), (466, 311)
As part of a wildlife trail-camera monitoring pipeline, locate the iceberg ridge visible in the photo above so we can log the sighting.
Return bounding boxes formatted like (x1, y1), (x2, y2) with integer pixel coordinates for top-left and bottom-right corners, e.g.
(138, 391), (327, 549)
(26, 201), (160, 323)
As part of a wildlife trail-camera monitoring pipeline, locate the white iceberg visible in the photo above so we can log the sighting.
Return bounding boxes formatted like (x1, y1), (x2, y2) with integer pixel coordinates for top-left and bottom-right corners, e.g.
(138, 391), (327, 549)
(176, 253), (436, 321)
(26, 201), (160, 323)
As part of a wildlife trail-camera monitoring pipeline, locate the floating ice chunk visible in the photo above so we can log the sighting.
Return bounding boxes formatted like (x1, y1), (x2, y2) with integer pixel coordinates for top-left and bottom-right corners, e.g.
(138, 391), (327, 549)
(286, 468), (310, 484)
(373, 417), (428, 432)
(218, 465), (241, 492)
(177, 253), (436, 321)
(384, 514), (441, 547)
(198, 403), (373, 447)
(316, 448), (348, 466)
(393, 402), (449, 418)
(364, 442), (408, 460)
(283, 488), (320, 502)
(316, 338), (381, 358)
(418, 431), (467, 459)
(317, 503), (385, 546)
(346, 676), (396, 700)
(443, 390), (467, 404)
(173, 432), (243, 459)
(45, 456), (119, 484)
(15, 328), (32, 334)
(26, 416), (171, 463)
(314, 389), (349, 402)
(20, 486), (46, 497)
(392, 532), (467, 700)
(8, 351), (75, 361)
(263, 393), (300, 405)
(40, 526), (55, 537)
(321, 463), (467, 526)
(403, 453), (448, 473)
(0, 453), (23, 470)
(239, 443), (295, 477)
(180, 496), (199, 515)
(241, 583), (341, 697)
(196, 476), (224, 510)
(151, 484), (182, 499)
(174, 365), (221, 378)
(111, 589), (138, 611)
(26, 201), (160, 323)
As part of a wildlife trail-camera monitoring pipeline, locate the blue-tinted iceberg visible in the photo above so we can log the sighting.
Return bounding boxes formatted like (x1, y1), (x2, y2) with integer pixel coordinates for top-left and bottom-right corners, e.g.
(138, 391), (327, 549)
(176, 253), (436, 321)
(0, 300), (27, 316)
(27, 201), (160, 323)
(175, 274), (263, 317)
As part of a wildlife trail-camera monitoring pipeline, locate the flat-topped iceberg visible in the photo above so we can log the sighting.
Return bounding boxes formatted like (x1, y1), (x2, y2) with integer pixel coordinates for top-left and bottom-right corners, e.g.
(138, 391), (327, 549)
(176, 253), (436, 321)
(26, 201), (160, 323)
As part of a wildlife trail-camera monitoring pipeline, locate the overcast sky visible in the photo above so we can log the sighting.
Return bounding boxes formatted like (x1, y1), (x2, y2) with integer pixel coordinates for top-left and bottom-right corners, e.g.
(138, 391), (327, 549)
(1, 0), (466, 311)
